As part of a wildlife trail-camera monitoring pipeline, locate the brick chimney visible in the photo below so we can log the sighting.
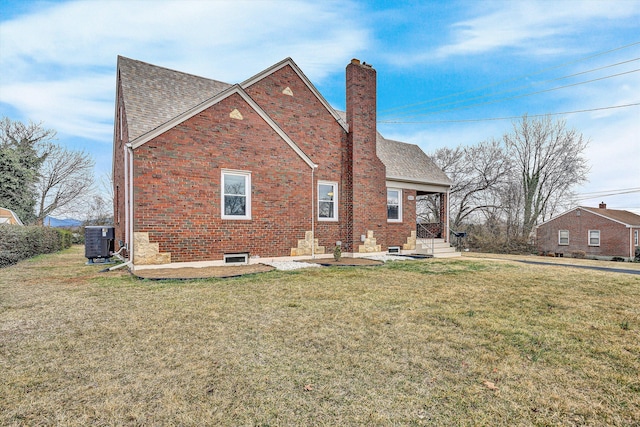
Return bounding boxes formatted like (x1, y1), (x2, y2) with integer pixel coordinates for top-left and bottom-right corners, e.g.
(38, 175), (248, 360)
(346, 58), (387, 251)
(599, 202), (607, 209)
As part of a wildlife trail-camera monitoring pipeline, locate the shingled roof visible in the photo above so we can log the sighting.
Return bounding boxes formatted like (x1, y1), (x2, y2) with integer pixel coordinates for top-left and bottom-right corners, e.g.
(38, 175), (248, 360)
(580, 206), (640, 226)
(117, 56), (451, 189)
(118, 56), (231, 141)
(376, 134), (452, 187)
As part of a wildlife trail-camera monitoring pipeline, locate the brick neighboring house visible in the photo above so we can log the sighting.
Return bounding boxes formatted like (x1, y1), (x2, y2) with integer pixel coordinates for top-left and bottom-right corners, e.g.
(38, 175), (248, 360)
(113, 57), (453, 269)
(536, 202), (640, 261)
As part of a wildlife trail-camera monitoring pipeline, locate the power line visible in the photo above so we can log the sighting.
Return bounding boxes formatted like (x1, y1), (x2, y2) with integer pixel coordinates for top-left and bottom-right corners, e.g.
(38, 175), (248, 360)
(380, 58), (640, 120)
(573, 189), (640, 201)
(379, 41), (640, 115)
(378, 102), (639, 124)
(575, 187), (640, 196)
(382, 68), (639, 121)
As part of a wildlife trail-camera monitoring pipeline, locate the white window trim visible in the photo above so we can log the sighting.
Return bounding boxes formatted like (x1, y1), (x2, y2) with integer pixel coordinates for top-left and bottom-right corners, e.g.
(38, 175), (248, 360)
(318, 181), (338, 221)
(558, 230), (569, 245)
(221, 170), (251, 220)
(588, 229), (600, 247)
(387, 188), (402, 223)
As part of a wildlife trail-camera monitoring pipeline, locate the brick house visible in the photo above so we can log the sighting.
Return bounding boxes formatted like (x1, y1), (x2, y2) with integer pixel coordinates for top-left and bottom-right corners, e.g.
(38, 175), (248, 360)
(113, 57), (452, 269)
(536, 203), (640, 261)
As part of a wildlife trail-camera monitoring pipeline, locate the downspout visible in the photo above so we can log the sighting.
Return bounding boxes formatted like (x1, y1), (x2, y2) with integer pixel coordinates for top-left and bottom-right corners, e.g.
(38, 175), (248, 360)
(127, 143), (134, 265)
(311, 164), (318, 259)
(123, 144), (129, 257)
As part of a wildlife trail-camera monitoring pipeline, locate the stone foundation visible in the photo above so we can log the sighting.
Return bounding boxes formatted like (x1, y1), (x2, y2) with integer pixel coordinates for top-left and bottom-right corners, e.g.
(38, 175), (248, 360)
(403, 230), (417, 250)
(134, 232), (171, 265)
(358, 230), (382, 253)
(291, 231), (325, 256)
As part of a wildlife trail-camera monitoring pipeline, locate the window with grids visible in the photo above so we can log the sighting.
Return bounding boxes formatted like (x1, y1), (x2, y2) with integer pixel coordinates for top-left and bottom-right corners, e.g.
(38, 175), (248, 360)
(387, 189), (402, 222)
(222, 170), (251, 219)
(558, 230), (569, 245)
(318, 182), (338, 220)
(588, 230), (600, 246)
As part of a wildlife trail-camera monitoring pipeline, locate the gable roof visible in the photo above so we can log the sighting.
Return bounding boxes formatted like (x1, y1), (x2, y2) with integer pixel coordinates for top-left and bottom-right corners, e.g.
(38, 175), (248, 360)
(537, 206), (640, 228)
(580, 206), (640, 227)
(117, 56), (452, 188)
(117, 56), (232, 141)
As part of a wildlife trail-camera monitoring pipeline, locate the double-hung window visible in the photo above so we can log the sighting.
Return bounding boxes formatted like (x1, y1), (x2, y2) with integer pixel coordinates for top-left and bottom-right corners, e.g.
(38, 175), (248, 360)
(222, 170), (251, 219)
(635, 230), (639, 246)
(318, 181), (338, 221)
(558, 230), (569, 245)
(588, 230), (600, 246)
(387, 188), (402, 222)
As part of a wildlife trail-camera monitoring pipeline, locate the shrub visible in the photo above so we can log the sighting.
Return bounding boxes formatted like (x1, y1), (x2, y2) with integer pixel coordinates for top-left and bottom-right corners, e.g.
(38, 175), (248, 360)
(571, 250), (586, 259)
(0, 225), (73, 268)
(333, 245), (342, 262)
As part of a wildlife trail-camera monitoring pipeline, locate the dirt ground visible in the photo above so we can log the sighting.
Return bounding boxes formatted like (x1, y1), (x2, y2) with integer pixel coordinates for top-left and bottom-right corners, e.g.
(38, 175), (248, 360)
(132, 257), (384, 279)
(133, 263), (274, 279)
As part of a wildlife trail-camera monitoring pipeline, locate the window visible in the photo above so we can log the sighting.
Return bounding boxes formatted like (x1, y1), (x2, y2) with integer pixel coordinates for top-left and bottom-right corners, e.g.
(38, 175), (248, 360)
(635, 230), (638, 246)
(558, 230), (569, 245)
(387, 189), (402, 222)
(222, 170), (251, 219)
(318, 182), (338, 220)
(588, 230), (600, 246)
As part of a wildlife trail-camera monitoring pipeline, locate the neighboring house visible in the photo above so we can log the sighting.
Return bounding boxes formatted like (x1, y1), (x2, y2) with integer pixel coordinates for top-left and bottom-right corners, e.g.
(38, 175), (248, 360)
(0, 207), (24, 226)
(536, 202), (640, 261)
(113, 57), (452, 269)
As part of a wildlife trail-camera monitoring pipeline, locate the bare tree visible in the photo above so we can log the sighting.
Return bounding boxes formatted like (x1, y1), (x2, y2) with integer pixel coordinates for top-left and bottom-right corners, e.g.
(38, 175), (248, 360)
(430, 139), (511, 230)
(504, 115), (589, 237)
(35, 144), (95, 225)
(0, 117), (55, 223)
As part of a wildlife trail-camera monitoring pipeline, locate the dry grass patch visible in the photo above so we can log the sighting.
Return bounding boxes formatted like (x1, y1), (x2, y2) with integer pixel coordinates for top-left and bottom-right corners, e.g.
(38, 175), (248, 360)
(1, 246), (639, 426)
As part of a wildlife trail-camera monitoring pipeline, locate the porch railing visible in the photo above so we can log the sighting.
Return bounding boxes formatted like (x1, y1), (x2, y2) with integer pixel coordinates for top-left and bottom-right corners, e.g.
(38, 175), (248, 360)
(416, 222), (436, 255)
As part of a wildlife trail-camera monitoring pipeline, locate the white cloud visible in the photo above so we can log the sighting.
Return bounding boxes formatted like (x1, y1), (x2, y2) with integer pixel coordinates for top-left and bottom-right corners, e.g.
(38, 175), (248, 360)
(0, 0), (369, 141)
(435, 0), (640, 59)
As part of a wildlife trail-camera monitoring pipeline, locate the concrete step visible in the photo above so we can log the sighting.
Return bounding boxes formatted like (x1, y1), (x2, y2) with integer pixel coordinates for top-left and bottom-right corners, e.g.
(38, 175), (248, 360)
(414, 238), (461, 258)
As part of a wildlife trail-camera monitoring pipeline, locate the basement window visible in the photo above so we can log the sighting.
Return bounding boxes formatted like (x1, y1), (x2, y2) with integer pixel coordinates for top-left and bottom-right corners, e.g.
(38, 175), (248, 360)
(388, 246), (401, 254)
(588, 230), (600, 247)
(558, 230), (569, 245)
(224, 253), (249, 265)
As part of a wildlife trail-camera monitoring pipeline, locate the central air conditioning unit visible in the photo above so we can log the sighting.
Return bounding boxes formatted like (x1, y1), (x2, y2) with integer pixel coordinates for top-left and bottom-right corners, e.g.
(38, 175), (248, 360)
(85, 226), (115, 263)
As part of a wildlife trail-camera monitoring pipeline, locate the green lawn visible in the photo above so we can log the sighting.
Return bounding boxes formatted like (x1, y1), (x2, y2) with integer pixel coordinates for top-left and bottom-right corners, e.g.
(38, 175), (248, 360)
(1, 246), (639, 426)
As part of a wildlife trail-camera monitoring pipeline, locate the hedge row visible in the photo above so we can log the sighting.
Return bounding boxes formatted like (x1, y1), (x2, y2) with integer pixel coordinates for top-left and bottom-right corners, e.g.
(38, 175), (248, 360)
(0, 225), (73, 268)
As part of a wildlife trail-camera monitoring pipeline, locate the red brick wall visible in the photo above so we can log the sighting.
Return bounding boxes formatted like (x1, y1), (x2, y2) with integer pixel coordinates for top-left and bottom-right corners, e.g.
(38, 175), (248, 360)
(346, 60), (388, 251)
(133, 92), (313, 262)
(386, 189), (417, 247)
(536, 208), (632, 258)
(244, 65), (350, 251)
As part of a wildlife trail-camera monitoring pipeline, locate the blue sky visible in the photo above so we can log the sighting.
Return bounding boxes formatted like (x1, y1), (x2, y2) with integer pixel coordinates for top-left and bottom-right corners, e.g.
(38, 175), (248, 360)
(1, 0), (639, 214)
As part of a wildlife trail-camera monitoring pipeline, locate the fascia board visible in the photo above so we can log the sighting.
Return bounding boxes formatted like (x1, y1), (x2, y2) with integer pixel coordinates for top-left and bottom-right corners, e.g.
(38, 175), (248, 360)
(240, 57), (349, 132)
(386, 175), (452, 188)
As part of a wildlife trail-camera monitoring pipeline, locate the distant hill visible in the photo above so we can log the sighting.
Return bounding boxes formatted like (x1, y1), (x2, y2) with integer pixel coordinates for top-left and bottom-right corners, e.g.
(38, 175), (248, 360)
(45, 217), (83, 227)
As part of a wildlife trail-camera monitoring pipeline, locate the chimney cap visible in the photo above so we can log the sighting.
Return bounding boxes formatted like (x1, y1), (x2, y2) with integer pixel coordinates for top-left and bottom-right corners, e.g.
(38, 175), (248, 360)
(351, 58), (360, 65)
